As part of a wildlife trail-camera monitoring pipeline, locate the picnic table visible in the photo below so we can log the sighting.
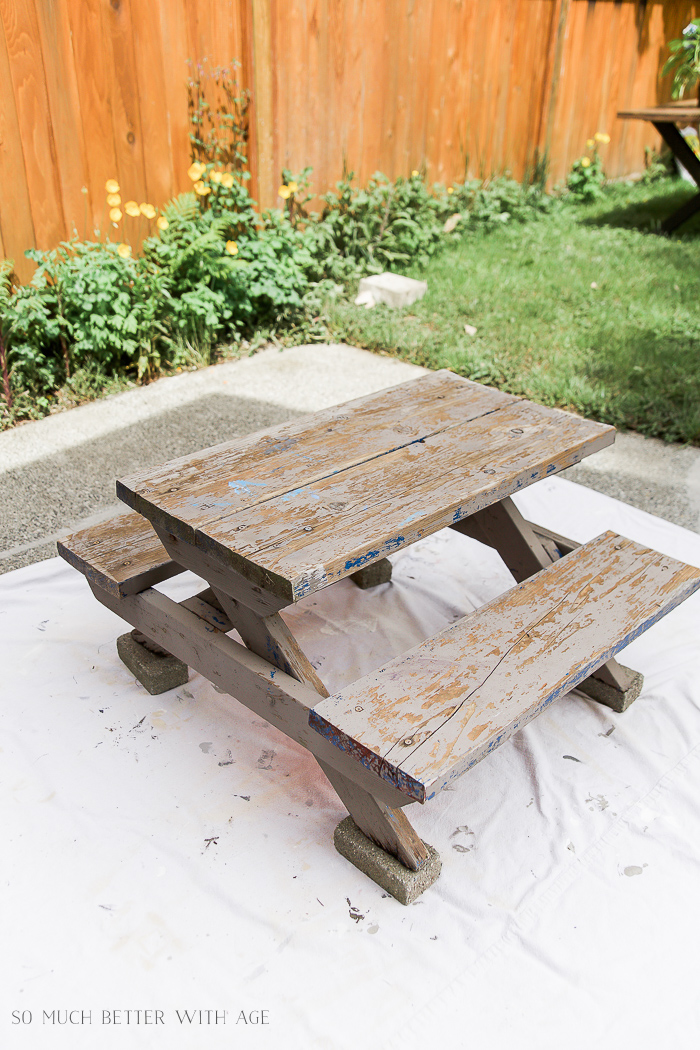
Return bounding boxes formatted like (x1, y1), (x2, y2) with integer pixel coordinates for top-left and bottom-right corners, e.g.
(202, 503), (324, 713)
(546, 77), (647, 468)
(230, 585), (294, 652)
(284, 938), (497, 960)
(58, 371), (700, 903)
(618, 101), (700, 232)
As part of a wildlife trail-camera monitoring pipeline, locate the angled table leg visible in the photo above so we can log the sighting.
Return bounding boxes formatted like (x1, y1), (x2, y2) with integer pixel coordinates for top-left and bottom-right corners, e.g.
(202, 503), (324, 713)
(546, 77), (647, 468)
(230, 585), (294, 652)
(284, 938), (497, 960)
(210, 585), (441, 901)
(451, 497), (643, 712)
(653, 121), (700, 234)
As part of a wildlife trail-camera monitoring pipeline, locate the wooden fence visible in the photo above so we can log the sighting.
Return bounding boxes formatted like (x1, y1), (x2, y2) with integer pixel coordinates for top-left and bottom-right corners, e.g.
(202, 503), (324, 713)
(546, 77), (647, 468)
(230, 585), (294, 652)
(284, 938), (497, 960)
(1, 0), (697, 281)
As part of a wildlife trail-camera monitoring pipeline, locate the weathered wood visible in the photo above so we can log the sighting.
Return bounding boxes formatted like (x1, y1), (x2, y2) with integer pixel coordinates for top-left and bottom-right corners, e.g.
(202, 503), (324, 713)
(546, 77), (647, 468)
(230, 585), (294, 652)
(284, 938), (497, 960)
(211, 585), (426, 866)
(309, 531), (700, 803)
(117, 371), (519, 543)
(451, 496), (557, 582)
(453, 503), (642, 703)
(316, 759), (429, 871)
(90, 582), (411, 810)
(195, 396), (613, 602)
(57, 511), (183, 598)
(179, 590), (233, 632)
(152, 525), (288, 616)
(211, 586), (329, 698)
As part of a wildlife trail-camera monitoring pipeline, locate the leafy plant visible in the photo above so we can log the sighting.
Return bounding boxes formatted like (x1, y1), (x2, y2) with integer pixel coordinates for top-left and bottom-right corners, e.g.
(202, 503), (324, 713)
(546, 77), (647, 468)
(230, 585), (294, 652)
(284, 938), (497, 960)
(663, 19), (700, 99)
(187, 58), (250, 172)
(567, 134), (609, 201)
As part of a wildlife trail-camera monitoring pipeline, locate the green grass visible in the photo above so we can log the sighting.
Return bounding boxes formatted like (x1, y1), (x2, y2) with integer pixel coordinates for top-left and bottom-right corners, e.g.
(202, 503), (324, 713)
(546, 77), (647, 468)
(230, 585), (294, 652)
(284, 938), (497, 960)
(325, 178), (700, 445)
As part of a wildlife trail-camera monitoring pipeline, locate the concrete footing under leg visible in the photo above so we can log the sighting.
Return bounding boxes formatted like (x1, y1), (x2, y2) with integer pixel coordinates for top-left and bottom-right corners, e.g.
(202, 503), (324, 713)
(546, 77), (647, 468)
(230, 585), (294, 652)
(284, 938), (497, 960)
(578, 667), (644, 713)
(334, 816), (441, 904)
(117, 632), (189, 695)
(350, 558), (392, 589)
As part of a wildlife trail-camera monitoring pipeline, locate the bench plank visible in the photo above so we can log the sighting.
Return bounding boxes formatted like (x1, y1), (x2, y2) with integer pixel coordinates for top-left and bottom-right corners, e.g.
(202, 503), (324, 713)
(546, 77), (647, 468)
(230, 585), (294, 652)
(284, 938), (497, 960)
(57, 511), (182, 598)
(196, 397), (613, 601)
(309, 532), (700, 803)
(117, 371), (520, 543)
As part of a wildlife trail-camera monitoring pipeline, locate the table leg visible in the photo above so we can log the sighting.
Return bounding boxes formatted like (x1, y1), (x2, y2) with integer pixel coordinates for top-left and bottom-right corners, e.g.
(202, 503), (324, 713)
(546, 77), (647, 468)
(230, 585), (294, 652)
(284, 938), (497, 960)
(210, 585), (439, 892)
(451, 497), (643, 712)
(652, 121), (700, 233)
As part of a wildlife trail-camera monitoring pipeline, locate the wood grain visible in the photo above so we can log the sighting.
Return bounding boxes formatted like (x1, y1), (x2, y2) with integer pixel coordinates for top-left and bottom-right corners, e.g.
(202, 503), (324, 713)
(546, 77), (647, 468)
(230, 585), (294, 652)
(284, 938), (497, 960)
(0, 0), (65, 255)
(117, 371), (519, 541)
(309, 531), (700, 803)
(195, 394), (613, 601)
(57, 510), (182, 598)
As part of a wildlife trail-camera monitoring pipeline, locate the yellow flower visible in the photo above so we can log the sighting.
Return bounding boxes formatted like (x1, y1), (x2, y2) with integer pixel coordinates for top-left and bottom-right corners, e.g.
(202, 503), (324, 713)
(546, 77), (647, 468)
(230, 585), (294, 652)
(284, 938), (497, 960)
(156, 216), (169, 231)
(125, 200), (140, 217)
(411, 169), (419, 177)
(287, 181), (298, 194)
(105, 179), (120, 194)
(278, 185), (291, 199)
(109, 207), (123, 222)
(221, 172), (234, 188)
(140, 203), (156, 218)
(595, 132), (610, 144)
(226, 240), (238, 255)
(586, 139), (595, 148)
(117, 243), (132, 258)
(447, 187), (454, 194)
(581, 156), (591, 168)
(194, 180), (211, 195)
(188, 161), (206, 181)
(107, 193), (121, 206)
(211, 171), (223, 184)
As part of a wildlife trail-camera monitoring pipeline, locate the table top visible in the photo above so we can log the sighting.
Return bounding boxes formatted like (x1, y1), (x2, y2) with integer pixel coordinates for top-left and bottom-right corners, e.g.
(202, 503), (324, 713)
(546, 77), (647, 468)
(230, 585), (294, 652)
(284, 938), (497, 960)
(618, 103), (700, 122)
(117, 371), (614, 603)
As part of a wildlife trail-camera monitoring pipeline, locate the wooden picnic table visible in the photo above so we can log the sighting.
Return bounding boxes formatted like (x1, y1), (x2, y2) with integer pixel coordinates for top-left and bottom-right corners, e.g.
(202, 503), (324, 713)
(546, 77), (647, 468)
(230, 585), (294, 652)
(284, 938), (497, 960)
(618, 101), (700, 232)
(58, 371), (700, 903)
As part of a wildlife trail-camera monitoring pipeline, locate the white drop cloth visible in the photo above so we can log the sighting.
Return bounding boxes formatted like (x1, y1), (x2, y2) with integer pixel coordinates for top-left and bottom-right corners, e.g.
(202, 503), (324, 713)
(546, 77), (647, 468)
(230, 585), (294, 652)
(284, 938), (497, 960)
(2, 477), (699, 1050)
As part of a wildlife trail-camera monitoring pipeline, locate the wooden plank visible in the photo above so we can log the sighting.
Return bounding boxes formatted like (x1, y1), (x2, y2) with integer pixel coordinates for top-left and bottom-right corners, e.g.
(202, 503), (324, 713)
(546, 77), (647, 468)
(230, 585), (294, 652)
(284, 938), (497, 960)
(251, 0), (274, 209)
(33, 2), (91, 242)
(618, 107), (700, 122)
(211, 586), (330, 697)
(0, 0), (66, 252)
(309, 532), (700, 803)
(196, 396), (614, 601)
(67, 0), (119, 240)
(0, 11), (35, 279)
(100, 0), (147, 240)
(117, 371), (519, 540)
(57, 510), (182, 598)
(152, 524), (288, 615)
(90, 582), (411, 809)
(131, 0), (174, 213)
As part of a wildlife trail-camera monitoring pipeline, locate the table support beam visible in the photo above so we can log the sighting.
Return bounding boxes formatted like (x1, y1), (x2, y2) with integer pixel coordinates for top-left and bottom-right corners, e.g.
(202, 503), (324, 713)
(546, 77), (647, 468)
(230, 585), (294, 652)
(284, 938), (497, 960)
(211, 586), (430, 871)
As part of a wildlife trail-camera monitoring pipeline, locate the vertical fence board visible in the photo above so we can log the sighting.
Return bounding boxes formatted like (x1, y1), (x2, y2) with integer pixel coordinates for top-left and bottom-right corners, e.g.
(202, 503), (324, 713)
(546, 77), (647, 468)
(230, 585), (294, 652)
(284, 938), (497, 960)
(0, 9), (35, 279)
(67, 0), (119, 240)
(1, 0), (66, 258)
(33, 2), (91, 243)
(131, 0), (174, 217)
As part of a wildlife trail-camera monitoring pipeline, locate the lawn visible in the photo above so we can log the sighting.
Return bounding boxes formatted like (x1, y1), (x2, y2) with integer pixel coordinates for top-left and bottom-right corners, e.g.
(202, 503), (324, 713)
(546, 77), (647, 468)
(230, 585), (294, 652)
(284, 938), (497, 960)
(326, 178), (700, 445)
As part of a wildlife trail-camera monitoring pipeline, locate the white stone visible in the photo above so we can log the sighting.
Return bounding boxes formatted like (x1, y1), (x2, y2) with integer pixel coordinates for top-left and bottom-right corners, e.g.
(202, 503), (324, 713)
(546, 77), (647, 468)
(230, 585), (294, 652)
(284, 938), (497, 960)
(357, 272), (428, 309)
(464, 323), (478, 336)
(354, 290), (377, 309)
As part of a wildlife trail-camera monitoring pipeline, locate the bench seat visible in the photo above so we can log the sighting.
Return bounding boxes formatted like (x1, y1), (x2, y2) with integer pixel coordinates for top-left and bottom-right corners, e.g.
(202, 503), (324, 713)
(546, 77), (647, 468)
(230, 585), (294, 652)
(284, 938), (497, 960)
(309, 531), (700, 804)
(57, 510), (183, 598)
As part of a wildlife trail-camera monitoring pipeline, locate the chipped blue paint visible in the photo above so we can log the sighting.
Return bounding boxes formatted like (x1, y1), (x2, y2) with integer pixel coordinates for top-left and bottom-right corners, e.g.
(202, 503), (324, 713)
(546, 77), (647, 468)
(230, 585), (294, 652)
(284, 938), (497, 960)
(227, 479), (268, 495)
(546, 463), (556, 474)
(280, 487), (322, 502)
